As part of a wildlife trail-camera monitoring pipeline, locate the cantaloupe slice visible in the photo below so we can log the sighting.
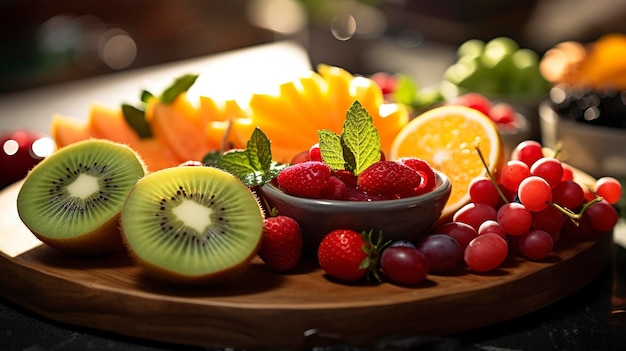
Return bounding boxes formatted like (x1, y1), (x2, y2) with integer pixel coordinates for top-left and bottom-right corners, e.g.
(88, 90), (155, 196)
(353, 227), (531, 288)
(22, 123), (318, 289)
(132, 139), (180, 172)
(150, 99), (211, 162)
(88, 104), (140, 144)
(50, 114), (93, 148)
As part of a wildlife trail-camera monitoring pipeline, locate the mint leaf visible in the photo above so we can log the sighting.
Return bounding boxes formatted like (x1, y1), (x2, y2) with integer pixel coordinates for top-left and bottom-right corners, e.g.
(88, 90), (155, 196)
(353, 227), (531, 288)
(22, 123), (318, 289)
(140, 89), (154, 104)
(121, 103), (152, 138)
(247, 127), (272, 171)
(342, 101), (381, 175)
(318, 100), (381, 176)
(317, 129), (346, 170)
(160, 74), (199, 104)
(214, 127), (287, 187)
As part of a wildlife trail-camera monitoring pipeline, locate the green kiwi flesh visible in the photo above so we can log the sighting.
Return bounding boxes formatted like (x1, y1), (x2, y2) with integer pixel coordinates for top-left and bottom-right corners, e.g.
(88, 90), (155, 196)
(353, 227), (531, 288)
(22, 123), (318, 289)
(16, 139), (147, 254)
(120, 166), (264, 284)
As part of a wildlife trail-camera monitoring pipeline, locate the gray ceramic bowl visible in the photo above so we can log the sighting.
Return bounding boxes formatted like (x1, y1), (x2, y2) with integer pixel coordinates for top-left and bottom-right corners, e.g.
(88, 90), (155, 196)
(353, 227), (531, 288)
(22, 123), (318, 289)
(260, 170), (451, 256)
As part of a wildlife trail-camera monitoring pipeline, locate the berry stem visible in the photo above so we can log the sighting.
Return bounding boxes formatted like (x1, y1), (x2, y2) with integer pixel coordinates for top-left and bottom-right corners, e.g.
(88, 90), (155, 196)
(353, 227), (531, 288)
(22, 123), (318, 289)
(474, 144), (509, 204)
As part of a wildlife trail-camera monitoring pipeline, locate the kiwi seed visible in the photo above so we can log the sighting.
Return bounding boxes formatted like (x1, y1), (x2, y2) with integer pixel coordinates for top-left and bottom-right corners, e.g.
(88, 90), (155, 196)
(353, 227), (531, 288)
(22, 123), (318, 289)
(120, 165), (264, 284)
(16, 139), (147, 255)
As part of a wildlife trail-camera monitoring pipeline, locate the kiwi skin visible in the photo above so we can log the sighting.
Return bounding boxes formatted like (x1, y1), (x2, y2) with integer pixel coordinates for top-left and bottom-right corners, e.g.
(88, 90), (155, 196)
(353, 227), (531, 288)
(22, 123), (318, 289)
(120, 165), (264, 285)
(16, 139), (147, 255)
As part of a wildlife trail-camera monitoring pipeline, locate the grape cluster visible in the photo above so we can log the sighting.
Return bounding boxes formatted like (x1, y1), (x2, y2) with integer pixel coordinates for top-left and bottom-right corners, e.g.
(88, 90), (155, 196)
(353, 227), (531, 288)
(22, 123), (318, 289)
(548, 84), (626, 129)
(406, 140), (621, 275)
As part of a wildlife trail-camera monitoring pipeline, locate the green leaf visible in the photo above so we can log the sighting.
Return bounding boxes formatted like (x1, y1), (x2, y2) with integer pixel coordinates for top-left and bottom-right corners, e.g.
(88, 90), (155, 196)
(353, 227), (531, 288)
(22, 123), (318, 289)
(160, 74), (199, 104)
(342, 101), (381, 175)
(201, 150), (222, 167)
(140, 89), (154, 104)
(246, 127), (273, 172)
(213, 128), (286, 187)
(121, 103), (152, 138)
(317, 129), (346, 171)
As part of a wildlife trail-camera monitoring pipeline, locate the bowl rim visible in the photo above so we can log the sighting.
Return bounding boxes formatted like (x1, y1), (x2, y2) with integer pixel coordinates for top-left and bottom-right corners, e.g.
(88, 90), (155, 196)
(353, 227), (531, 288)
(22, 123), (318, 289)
(539, 100), (626, 137)
(260, 169), (451, 208)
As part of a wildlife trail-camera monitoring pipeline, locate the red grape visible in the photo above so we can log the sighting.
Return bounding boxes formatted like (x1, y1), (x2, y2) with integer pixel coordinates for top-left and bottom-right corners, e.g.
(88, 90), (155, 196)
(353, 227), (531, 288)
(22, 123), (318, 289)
(530, 157), (563, 188)
(585, 199), (618, 232)
(500, 160), (530, 191)
(453, 202), (497, 231)
(434, 221), (477, 250)
(518, 176), (552, 212)
(416, 234), (463, 273)
(497, 202), (533, 236)
(511, 140), (543, 167)
(552, 180), (585, 210)
(563, 215), (594, 241)
(478, 220), (506, 239)
(561, 163), (574, 181)
(380, 245), (429, 286)
(531, 206), (565, 240)
(594, 177), (622, 205)
(469, 176), (500, 207)
(464, 233), (508, 272)
(516, 229), (554, 260)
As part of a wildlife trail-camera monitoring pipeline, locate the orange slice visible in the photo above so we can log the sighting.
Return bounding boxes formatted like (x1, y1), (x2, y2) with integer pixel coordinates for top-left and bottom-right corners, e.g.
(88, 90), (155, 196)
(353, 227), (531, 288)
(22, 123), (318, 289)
(389, 105), (504, 221)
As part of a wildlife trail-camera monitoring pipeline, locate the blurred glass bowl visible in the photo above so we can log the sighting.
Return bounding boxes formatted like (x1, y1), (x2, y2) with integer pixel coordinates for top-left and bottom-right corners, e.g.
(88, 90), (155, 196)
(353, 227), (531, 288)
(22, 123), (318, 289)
(539, 101), (626, 178)
(260, 170), (451, 256)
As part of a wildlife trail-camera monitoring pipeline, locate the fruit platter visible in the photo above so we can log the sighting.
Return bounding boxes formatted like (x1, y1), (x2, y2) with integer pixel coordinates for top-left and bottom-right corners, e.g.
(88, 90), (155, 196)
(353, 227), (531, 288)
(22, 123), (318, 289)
(0, 41), (622, 349)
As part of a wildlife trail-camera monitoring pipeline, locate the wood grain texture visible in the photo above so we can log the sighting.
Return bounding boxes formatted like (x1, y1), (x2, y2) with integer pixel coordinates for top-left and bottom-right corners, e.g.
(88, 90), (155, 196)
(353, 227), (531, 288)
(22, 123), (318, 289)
(0, 177), (612, 349)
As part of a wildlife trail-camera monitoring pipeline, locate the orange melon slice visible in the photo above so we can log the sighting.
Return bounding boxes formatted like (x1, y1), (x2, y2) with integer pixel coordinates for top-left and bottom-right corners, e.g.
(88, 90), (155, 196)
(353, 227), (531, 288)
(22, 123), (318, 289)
(50, 114), (93, 148)
(150, 98), (211, 163)
(87, 104), (140, 144)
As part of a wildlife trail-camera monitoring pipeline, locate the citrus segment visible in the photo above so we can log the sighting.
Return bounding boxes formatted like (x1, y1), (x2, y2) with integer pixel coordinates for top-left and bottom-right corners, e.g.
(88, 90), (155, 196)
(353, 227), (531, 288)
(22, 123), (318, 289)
(389, 105), (504, 221)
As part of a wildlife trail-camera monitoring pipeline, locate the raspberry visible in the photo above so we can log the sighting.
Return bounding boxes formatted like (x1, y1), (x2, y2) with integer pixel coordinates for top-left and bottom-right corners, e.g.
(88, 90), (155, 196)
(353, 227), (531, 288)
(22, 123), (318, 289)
(277, 161), (331, 198)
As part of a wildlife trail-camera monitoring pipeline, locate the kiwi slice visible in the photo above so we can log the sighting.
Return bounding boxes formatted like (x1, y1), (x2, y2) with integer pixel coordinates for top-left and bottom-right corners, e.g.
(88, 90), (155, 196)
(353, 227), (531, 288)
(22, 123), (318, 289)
(120, 165), (264, 284)
(17, 139), (147, 255)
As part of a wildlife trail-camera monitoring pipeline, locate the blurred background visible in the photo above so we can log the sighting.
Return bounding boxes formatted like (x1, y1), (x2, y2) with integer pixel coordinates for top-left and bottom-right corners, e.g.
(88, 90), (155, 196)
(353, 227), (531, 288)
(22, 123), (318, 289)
(3, 0), (626, 94)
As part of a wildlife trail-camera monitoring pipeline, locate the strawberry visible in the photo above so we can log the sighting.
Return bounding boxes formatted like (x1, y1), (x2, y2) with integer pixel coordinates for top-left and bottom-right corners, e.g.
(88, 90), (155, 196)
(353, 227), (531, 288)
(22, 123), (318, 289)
(317, 229), (382, 282)
(258, 215), (303, 272)
(277, 161), (331, 198)
(357, 160), (422, 197)
(396, 157), (437, 196)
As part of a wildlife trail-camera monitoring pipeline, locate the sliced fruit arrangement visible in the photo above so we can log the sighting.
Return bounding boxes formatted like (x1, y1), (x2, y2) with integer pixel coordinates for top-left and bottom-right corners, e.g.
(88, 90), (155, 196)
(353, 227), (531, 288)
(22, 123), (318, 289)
(241, 64), (410, 163)
(16, 139), (147, 255)
(50, 75), (244, 172)
(49, 65), (409, 170)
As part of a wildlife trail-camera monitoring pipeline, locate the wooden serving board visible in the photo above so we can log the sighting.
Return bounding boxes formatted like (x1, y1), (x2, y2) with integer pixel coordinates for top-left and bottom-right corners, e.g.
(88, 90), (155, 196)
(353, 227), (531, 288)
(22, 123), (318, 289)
(0, 179), (612, 349)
